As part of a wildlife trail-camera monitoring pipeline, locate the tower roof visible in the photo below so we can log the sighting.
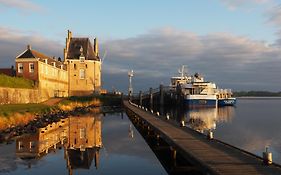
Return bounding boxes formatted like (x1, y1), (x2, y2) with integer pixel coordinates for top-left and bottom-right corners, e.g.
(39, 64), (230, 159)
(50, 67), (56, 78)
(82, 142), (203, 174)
(66, 38), (99, 61)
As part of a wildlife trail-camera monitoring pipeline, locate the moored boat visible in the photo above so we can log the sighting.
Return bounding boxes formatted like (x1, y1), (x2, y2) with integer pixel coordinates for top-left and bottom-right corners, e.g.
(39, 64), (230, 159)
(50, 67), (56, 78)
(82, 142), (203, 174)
(170, 66), (236, 108)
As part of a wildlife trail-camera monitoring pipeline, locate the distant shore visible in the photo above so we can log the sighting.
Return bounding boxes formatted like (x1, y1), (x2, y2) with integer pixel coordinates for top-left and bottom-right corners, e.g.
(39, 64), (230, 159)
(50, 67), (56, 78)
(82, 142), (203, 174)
(236, 96), (281, 99)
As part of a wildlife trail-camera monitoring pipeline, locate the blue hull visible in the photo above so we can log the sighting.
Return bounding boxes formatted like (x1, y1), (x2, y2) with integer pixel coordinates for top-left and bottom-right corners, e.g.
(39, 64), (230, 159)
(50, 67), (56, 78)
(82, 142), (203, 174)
(184, 99), (217, 108)
(218, 98), (236, 106)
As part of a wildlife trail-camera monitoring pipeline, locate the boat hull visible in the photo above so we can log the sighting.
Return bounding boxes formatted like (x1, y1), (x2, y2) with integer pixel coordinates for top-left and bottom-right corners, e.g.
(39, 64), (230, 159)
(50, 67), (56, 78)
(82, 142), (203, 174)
(184, 95), (217, 108)
(218, 98), (236, 106)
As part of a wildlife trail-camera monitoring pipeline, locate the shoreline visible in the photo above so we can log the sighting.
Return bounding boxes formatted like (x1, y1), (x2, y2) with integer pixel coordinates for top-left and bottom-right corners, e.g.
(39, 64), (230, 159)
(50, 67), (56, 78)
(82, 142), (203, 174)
(236, 96), (281, 99)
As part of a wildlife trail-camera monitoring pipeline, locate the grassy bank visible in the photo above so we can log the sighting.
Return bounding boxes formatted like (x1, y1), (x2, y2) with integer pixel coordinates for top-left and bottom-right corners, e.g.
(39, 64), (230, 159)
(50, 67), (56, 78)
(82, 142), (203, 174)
(0, 103), (50, 117)
(0, 74), (35, 89)
(0, 94), (122, 131)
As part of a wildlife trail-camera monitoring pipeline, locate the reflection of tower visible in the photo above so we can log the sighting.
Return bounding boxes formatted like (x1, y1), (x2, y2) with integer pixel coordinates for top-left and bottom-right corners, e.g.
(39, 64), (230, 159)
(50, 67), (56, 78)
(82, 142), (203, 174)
(128, 70), (134, 99)
(65, 115), (102, 174)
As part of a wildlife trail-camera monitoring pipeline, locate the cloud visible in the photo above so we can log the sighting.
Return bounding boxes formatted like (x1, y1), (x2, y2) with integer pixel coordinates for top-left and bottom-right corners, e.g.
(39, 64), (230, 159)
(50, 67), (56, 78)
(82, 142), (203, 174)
(0, 26), (280, 92)
(267, 4), (281, 26)
(102, 27), (281, 92)
(0, 26), (62, 67)
(0, 0), (42, 12)
(219, 0), (271, 10)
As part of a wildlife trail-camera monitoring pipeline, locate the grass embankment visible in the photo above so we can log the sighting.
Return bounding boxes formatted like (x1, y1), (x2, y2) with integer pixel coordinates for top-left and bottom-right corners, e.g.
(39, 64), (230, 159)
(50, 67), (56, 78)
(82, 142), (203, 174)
(0, 74), (34, 89)
(0, 103), (50, 131)
(0, 94), (122, 131)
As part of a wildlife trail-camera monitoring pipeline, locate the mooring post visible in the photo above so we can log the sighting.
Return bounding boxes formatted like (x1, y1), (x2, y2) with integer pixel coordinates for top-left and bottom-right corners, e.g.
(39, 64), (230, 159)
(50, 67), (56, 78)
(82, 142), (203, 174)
(263, 146), (273, 165)
(139, 91), (143, 106)
(160, 84), (164, 106)
(149, 87), (153, 110)
(170, 147), (177, 167)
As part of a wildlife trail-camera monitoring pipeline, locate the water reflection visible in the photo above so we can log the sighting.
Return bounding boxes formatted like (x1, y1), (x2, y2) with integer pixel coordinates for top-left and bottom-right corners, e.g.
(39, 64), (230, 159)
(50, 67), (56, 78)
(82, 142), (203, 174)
(15, 111), (102, 174)
(165, 106), (234, 133)
(186, 107), (234, 133)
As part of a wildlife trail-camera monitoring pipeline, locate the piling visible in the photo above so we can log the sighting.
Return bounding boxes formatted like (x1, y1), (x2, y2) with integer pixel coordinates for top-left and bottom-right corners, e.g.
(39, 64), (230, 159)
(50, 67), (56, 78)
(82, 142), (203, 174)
(160, 84), (164, 106)
(139, 91), (143, 106)
(149, 87), (153, 110)
(263, 146), (272, 165)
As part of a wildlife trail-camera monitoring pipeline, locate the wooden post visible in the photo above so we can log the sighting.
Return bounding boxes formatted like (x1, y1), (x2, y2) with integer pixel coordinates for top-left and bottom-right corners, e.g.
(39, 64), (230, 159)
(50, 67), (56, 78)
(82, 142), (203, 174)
(170, 147), (177, 167)
(160, 84), (164, 106)
(149, 88), (153, 110)
(139, 91), (143, 106)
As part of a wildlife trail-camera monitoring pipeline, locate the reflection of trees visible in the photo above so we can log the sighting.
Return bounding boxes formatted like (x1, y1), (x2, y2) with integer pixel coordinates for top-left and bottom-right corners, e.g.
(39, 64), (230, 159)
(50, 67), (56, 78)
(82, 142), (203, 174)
(186, 107), (234, 132)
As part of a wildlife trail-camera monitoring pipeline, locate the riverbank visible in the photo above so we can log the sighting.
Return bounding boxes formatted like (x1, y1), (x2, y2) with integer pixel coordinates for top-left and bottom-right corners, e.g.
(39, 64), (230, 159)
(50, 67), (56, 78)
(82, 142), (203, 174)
(0, 94), (122, 143)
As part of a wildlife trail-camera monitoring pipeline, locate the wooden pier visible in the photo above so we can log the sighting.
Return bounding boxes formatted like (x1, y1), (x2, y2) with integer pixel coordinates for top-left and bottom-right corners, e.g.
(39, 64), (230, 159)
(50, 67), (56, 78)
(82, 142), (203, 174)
(124, 100), (281, 175)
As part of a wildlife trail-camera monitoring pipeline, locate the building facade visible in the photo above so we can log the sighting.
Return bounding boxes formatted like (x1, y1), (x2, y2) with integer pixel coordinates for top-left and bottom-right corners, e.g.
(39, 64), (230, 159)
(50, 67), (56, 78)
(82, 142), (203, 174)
(64, 30), (101, 96)
(15, 45), (68, 98)
(14, 30), (101, 98)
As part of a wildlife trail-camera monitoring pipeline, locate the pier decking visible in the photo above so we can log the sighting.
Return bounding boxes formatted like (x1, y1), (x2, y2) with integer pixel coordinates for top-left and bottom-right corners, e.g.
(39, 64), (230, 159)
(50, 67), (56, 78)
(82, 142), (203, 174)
(124, 100), (281, 175)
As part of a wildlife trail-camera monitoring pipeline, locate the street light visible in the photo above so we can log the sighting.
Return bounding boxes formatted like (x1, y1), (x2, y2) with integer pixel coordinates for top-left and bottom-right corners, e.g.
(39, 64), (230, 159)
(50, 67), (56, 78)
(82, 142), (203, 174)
(128, 70), (134, 99)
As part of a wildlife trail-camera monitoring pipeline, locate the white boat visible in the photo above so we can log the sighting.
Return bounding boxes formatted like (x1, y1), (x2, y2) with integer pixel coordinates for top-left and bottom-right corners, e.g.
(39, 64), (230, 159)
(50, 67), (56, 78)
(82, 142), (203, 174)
(170, 66), (236, 107)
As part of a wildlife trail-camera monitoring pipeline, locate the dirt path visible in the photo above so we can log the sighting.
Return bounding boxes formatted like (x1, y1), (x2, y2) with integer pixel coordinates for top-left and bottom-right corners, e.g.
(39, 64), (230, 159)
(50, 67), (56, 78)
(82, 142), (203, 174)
(41, 98), (65, 106)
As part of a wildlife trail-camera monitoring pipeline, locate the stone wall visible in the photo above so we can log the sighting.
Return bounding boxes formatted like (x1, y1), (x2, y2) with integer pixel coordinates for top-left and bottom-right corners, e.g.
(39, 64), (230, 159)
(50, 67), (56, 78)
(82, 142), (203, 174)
(0, 87), (49, 104)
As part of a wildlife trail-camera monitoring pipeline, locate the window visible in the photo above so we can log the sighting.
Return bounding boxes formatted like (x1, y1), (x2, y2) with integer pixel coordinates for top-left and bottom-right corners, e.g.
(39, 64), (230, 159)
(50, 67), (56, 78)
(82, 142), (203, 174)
(18, 141), (24, 150)
(80, 69), (85, 79)
(29, 63), (34, 73)
(80, 128), (86, 139)
(18, 63), (23, 73)
(30, 141), (36, 149)
(80, 56), (85, 63)
(74, 64), (76, 70)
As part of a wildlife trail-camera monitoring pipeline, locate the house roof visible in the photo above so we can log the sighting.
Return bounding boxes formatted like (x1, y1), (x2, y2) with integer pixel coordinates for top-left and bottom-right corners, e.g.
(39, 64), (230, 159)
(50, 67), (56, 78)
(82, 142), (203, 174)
(16, 46), (66, 70)
(17, 48), (50, 59)
(66, 38), (99, 60)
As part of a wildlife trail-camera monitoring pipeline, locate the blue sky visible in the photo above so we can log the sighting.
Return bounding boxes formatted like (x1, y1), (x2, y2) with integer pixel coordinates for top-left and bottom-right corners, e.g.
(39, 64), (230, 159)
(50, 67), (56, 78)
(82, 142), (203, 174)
(0, 0), (281, 92)
(0, 0), (277, 41)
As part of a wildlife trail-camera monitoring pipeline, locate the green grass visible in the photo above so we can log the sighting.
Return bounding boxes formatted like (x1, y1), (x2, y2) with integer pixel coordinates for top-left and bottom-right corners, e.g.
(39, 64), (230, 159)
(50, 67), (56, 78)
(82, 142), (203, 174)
(0, 74), (35, 89)
(0, 103), (51, 117)
(59, 94), (122, 106)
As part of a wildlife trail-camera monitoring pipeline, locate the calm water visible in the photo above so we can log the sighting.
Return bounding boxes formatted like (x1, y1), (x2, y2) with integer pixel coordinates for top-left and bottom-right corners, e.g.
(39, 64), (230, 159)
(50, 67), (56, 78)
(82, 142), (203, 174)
(0, 111), (167, 175)
(163, 98), (281, 164)
(1, 98), (281, 174)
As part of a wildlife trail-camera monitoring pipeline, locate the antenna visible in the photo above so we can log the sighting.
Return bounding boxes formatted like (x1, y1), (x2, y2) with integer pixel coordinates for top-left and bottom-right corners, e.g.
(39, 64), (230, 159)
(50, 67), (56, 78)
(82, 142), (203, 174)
(178, 65), (188, 80)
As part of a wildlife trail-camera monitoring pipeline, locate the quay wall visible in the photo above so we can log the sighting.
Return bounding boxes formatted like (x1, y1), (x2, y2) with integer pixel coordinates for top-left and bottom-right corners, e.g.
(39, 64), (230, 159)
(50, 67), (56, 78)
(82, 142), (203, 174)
(0, 87), (49, 104)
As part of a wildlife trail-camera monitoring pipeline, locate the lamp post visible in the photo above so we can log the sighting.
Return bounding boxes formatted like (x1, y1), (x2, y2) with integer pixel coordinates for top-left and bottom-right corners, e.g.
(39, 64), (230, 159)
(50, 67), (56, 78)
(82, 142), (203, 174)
(128, 70), (134, 100)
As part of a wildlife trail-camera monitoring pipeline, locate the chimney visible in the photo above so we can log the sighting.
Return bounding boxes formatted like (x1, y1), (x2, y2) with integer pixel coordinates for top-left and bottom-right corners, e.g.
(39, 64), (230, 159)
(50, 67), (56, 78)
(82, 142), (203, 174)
(94, 38), (99, 57)
(27, 44), (31, 50)
(67, 30), (72, 39)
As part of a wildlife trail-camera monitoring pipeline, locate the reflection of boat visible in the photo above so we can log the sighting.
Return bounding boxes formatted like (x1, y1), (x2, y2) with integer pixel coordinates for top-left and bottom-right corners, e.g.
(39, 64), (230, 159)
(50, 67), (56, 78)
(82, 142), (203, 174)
(186, 107), (234, 132)
(170, 66), (236, 107)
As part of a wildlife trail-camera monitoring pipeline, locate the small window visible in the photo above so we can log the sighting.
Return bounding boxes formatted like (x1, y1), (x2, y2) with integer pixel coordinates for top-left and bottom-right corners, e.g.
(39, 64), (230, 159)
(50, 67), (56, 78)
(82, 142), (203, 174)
(80, 128), (86, 139)
(18, 63), (23, 73)
(80, 69), (85, 79)
(29, 63), (34, 73)
(74, 64), (76, 70)
(30, 141), (36, 149)
(18, 141), (24, 150)
(80, 56), (85, 63)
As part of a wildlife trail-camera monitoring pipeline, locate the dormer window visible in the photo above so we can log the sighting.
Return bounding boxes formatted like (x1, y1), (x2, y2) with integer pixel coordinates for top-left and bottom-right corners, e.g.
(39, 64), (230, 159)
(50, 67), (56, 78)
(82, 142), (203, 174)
(44, 59), (48, 64)
(79, 46), (85, 63)
(80, 55), (85, 63)
(52, 62), (56, 67)
(60, 65), (63, 69)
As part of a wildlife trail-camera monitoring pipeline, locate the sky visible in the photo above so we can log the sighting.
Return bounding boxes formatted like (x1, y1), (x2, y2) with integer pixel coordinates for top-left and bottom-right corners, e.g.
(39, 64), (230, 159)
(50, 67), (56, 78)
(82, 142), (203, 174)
(0, 0), (281, 92)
